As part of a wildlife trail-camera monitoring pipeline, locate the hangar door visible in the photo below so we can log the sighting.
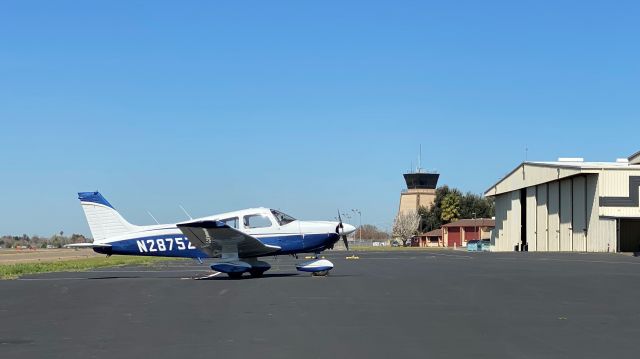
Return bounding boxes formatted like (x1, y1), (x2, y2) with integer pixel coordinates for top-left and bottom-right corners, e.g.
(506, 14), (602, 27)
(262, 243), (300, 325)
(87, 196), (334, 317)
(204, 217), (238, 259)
(559, 179), (573, 251)
(536, 184), (548, 251)
(572, 176), (587, 252)
(448, 228), (461, 247)
(526, 175), (589, 252)
(548, 181), (560, 251)
(619, 219), (640, 252)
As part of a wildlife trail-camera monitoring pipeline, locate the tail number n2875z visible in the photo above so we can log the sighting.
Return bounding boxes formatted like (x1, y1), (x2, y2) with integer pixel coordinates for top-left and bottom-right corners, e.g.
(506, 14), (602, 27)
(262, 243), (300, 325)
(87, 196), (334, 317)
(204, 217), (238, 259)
(136, 237), (196, 253)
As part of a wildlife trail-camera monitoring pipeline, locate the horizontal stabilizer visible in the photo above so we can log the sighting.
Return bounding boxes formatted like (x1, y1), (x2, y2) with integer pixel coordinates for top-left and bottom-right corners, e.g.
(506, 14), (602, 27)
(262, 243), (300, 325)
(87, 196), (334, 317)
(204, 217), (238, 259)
(65, 243), (112, 249)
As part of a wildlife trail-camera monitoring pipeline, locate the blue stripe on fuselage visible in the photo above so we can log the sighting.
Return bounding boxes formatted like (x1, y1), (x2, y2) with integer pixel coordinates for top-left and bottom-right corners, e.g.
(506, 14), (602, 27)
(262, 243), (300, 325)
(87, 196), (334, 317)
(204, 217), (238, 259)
(100, 234), (207, 258)
(258, 232), (339, 254)
(97, 232), (340, 258)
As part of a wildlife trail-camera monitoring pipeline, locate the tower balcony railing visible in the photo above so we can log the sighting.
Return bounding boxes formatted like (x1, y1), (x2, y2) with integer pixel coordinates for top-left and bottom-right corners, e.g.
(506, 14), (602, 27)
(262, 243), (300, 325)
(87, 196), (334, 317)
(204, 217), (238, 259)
(402, 187), (437, 193)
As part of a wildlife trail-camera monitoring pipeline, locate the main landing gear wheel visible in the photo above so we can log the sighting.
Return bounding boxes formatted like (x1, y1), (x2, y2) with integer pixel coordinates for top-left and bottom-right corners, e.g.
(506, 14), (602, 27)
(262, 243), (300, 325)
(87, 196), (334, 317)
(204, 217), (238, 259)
(227, 272), (243, 279)
(312, 270), (329, 277)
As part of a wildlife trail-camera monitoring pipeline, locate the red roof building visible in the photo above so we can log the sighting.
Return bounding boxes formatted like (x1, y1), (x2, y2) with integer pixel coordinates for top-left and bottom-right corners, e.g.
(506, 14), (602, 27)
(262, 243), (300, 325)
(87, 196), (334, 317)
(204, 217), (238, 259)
(412, 228), (443, 247)
(442, 219), (495, 247)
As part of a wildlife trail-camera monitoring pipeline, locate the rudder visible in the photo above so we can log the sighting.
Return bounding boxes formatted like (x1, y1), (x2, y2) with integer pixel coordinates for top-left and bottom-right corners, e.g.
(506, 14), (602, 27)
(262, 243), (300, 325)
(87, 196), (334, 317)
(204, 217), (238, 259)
(78, 192), (139, 241)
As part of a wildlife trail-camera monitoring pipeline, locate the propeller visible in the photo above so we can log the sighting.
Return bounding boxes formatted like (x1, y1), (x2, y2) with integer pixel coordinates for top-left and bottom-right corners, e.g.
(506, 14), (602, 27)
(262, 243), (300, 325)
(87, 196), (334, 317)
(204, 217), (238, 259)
(336, 210), (349, 250)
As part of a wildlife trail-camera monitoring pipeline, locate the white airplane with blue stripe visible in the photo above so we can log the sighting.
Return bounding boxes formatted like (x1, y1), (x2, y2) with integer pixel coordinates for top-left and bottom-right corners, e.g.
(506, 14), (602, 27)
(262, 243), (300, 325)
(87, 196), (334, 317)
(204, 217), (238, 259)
(67, 192), (356, 278)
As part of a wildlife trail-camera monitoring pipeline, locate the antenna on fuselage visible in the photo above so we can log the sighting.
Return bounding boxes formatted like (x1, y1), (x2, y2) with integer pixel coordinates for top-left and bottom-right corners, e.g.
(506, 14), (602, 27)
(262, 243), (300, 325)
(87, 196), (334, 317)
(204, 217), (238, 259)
(147, 211), (160, 225)
(179, 205), (193, 220)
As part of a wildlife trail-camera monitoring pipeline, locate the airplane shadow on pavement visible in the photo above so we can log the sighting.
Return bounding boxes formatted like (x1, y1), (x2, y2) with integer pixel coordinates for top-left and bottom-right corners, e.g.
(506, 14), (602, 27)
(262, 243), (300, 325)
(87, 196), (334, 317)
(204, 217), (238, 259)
(195, 272), (301, 280)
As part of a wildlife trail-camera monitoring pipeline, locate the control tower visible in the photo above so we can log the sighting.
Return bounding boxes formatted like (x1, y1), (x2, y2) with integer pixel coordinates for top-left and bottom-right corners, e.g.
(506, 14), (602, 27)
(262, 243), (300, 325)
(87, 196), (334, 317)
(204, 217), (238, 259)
(398, 149), (439, 216)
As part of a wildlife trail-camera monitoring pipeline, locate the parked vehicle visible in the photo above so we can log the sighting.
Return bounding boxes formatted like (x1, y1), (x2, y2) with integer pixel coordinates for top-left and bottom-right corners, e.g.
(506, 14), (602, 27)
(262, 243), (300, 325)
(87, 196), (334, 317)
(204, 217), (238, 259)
(479, 240), (491, 251)
(467, 240), (480, 251)
(468, 239), (491, 252)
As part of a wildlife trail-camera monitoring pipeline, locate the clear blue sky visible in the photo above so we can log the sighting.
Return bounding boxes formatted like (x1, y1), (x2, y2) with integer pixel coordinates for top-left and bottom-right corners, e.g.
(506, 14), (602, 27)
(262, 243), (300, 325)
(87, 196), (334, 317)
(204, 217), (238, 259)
(1, 0), (638, 236)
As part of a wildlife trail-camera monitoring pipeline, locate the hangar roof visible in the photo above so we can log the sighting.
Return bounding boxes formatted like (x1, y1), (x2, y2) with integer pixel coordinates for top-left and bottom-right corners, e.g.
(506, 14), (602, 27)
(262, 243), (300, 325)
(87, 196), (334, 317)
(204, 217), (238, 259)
(629, 150), (640, 165)
(527, 161), (634, 169)
(484, 152), (640, 197)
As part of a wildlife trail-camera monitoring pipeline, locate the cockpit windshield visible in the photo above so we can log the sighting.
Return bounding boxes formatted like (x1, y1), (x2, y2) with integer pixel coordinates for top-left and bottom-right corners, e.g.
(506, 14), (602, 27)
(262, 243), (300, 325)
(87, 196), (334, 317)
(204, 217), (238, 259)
(271, 209), (296, 226)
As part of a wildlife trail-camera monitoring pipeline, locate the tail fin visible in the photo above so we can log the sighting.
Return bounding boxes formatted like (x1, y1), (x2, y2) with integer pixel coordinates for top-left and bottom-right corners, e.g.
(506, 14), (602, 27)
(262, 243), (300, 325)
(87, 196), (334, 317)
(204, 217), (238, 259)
(78, 192), (139, 241)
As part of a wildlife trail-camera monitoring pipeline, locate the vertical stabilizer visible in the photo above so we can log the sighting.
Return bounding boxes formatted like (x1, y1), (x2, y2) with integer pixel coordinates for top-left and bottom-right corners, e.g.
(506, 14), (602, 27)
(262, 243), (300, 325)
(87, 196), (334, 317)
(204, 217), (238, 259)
(78, 192), (139, 241)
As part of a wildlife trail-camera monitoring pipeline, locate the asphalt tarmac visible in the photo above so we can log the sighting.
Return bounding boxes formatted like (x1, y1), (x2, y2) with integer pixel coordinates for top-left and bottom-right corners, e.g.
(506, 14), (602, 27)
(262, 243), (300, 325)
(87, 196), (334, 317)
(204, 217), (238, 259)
(2, 250), (640, 359)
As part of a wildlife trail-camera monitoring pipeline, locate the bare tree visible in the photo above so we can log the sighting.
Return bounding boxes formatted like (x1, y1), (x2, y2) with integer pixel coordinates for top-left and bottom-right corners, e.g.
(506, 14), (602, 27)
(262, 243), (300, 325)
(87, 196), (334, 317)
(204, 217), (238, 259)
(392, 211), (421, 246)
(354, 224), (390, 241)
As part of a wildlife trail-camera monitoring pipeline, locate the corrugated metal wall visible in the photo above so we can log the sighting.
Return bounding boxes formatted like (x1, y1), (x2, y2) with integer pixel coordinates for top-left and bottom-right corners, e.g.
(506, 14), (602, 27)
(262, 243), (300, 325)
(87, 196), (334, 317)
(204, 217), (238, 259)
(492, 173), (617, 252)
(586, 174), (598, 251)
(599, 170), (640, 218)
(487, 164), (582, 197)
(586, 174), (616, 252)
(600, 170), (632, 197)
(491, 193), (505, 249)
(572, 176), (587, 251)
(560, 179), (573, 251)
(548, 181), (560, 251)
(597, 218), (616, 252)
(508, 191), (521, 251)
(526, 187), (537, 251)
(491, 191), (521, 251)
(536, 183), (549, 251)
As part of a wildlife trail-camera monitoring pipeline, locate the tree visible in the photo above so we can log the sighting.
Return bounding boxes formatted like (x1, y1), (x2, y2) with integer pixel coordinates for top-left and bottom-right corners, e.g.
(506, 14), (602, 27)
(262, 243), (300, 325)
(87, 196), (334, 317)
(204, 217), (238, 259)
(417, 205), (430, 232)
(441, 192), (461, 223)
(392, 211), (421, 246)
(1, 236), (16, 248)
(418, 186), (495, 233)
(354, 225), (390, 241)
(459, 192), (494, 219)
(70, 233), (89, 243)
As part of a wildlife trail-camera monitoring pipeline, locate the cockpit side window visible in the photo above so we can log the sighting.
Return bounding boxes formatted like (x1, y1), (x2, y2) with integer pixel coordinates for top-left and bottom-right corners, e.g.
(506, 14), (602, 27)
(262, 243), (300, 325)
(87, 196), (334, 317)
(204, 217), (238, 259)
(270, 210), (296, 226)
(220, 217), (239, 229)
(243, 214), (273, 229)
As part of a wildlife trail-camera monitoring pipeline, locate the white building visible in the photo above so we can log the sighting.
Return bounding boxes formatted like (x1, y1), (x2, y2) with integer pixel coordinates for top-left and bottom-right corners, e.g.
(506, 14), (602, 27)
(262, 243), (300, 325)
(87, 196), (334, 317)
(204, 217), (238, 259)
(485, 151), (640, 252)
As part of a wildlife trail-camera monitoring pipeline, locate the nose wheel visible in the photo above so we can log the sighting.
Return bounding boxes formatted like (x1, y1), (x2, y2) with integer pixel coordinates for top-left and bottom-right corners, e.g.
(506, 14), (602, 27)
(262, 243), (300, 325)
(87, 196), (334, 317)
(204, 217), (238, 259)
(296, 256), (334, 276)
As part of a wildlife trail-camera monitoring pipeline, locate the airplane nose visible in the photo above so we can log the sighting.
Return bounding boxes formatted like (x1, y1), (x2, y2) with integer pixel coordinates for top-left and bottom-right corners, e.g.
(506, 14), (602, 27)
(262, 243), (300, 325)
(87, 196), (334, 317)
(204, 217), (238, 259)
(341, 223), (356, 235)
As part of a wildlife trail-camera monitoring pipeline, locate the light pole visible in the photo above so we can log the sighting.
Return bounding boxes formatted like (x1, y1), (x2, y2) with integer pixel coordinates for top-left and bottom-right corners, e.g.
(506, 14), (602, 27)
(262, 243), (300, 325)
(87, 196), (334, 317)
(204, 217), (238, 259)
(352, 209), (362, 242)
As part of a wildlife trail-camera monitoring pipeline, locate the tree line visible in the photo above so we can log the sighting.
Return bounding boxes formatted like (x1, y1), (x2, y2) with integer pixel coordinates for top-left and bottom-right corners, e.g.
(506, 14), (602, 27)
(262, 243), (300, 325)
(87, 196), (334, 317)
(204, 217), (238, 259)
(352, 224), (390, 241)
(418, 186), (495, 232)
(0, 232), (89, 249)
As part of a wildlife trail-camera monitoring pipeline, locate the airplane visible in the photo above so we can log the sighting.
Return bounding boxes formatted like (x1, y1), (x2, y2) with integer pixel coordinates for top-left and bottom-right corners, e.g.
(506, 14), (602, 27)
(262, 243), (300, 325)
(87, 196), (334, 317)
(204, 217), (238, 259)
(67, 192), (357, 278)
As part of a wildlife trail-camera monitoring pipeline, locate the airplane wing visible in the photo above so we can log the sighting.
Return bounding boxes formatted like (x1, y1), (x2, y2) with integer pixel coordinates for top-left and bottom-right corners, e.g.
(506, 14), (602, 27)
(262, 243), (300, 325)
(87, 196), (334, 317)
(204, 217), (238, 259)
(176, 220), (280, 258)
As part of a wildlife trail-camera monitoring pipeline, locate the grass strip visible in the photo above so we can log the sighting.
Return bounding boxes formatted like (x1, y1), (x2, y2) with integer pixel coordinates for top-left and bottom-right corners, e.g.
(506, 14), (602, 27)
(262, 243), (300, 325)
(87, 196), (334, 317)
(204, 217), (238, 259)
(0, 256), (186, 279)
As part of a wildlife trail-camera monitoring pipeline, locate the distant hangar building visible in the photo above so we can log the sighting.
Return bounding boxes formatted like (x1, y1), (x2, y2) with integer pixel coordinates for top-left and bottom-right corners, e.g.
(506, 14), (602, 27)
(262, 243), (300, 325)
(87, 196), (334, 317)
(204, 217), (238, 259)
(484, 151), (640, 252)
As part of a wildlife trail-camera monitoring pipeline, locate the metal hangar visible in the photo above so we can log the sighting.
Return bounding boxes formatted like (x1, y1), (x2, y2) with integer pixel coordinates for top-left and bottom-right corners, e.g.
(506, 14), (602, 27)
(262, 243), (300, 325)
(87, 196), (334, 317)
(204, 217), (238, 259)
(484, 151), (640, 252)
